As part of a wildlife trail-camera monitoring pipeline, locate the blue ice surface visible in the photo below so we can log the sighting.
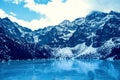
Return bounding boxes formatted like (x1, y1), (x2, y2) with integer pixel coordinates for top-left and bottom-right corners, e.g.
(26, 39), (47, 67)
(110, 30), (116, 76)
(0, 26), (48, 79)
(0, 59), (120, 80)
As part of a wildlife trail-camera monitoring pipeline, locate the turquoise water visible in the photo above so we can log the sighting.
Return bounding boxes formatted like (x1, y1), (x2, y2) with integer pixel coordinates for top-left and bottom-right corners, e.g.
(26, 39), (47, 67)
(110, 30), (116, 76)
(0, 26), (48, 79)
(0, 59), (120, 80)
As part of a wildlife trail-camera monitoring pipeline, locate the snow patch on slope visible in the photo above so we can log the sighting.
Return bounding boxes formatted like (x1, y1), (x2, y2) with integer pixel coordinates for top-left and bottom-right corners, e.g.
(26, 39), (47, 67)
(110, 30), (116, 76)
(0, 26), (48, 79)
(33, 35), (39, 43)
(54, 47), (73, 58)
(73, 43), (97, 58)
(53, 43), (97, 59)
(59, 30), (75, 40)
(17, 27), (27, 37)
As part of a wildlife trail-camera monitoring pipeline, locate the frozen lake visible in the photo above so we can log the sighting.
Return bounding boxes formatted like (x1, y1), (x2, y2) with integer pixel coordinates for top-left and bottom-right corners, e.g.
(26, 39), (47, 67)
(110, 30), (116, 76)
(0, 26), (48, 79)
(0, 59), (120, 80)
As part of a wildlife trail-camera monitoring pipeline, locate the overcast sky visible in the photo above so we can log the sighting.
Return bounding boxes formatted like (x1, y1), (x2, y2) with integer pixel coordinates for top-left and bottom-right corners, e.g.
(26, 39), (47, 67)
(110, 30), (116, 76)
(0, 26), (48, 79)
(0, 0), (120, 30)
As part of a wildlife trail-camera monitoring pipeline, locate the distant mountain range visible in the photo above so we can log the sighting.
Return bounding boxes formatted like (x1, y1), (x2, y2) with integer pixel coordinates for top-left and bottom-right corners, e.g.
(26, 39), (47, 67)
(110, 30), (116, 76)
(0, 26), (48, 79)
(0, 11), (120, 61)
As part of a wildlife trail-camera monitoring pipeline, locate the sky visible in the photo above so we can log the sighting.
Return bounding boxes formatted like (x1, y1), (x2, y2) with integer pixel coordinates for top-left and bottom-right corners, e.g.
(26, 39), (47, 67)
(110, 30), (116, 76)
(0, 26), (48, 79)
(0, 0), (120, 30)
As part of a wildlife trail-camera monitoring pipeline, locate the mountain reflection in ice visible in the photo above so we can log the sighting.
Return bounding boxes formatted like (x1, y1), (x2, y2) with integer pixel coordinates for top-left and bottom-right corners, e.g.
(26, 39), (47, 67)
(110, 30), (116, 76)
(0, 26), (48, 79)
(0, 59), (120, 80)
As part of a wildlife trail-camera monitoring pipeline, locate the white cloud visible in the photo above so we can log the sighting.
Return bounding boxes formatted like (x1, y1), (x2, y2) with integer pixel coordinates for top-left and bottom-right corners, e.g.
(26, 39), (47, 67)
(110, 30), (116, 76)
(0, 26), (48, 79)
(1, 8), (58, 30)
(0, 9), (40, 30)
(0, 9), (8, 18)
(12, 0), (23, 4)
(1, 0), (92, 30)
(3, 0), (120, 30)
(10, 12), (16, 17)
(23, 0), (91, 29)
(4, 0), (24, 4)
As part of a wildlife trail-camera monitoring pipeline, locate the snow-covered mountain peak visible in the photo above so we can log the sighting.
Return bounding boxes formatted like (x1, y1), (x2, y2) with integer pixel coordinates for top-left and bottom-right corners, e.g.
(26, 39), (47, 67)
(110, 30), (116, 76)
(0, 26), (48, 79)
(86, 11), (107, 20)
(109, 10), (120, 17)
(59, 20), (74, 27)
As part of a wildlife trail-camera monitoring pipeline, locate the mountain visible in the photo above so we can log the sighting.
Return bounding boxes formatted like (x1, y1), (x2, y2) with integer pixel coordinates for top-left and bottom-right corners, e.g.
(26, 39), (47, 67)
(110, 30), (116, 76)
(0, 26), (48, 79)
(0, 11), (120, 61)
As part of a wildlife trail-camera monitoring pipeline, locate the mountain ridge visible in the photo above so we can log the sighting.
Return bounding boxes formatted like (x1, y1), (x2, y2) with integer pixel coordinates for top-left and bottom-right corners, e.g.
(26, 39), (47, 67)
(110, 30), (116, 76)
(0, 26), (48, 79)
(0, 10), (120, 61)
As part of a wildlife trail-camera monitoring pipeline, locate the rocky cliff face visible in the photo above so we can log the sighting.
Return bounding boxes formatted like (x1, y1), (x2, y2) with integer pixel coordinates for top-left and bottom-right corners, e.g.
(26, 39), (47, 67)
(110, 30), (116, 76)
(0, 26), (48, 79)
(0, 11), (120, 61)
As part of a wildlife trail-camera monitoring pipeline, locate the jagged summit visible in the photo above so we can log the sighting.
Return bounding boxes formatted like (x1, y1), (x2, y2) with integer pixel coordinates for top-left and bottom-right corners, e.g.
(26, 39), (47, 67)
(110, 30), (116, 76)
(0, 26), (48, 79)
(87, 10), (107, 16)
(1, 17), (10, 21)
(59, 20), (71, 26)
(109, 10), (120, 18)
